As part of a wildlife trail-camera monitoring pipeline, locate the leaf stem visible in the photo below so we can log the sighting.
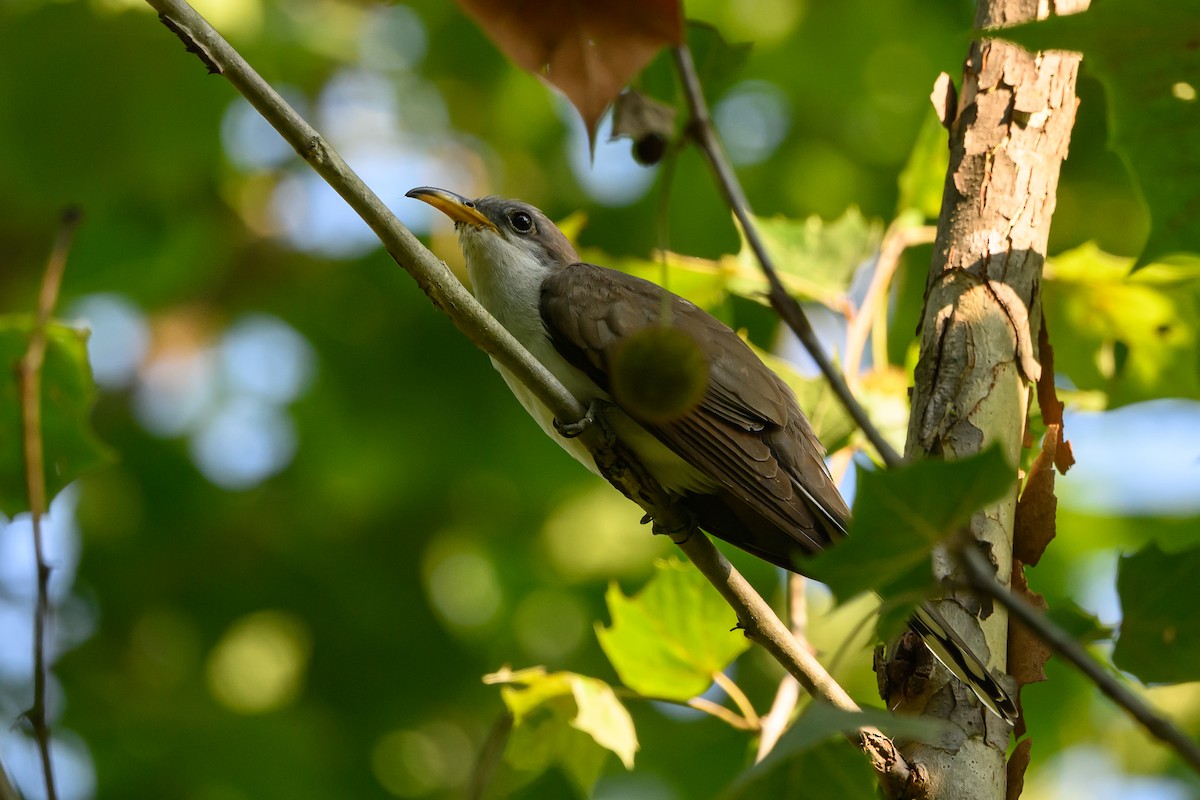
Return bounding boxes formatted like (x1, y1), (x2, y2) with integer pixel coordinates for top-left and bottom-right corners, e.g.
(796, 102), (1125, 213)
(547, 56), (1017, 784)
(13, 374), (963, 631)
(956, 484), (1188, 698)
(711, 670), (760, 730)
(20, 206), (82, 800)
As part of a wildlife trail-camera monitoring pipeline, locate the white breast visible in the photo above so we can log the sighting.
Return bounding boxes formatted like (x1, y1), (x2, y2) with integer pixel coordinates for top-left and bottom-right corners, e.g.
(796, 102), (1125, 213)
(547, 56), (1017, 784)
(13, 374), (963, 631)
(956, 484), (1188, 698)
(461, 229), (716, 495)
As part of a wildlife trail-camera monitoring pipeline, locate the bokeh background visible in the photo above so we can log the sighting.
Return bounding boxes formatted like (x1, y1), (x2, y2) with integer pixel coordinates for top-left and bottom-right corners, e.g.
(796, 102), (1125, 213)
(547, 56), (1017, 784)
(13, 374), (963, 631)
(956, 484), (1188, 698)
(1, 0), (1197, 798)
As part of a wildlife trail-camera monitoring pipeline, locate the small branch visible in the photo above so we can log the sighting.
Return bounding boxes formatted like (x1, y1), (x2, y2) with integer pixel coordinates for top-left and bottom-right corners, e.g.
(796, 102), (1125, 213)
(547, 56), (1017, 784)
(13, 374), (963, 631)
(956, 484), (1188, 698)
(616, 688), (757, 731)
(672, 44), (902, 469)
(959, 546), (1200, 774)
(676, 534), (923, 798)
(146, 0), (587, 435)
(712, 670), (761, 730)
(689, 696), (757, 731)
(843, 223), (936, 381)
(20, 207), (81, 800)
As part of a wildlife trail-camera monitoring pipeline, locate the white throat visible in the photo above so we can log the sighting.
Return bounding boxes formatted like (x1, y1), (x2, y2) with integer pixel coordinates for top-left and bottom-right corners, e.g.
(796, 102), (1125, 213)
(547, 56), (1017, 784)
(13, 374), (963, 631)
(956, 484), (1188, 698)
(458, 227), (716, 496)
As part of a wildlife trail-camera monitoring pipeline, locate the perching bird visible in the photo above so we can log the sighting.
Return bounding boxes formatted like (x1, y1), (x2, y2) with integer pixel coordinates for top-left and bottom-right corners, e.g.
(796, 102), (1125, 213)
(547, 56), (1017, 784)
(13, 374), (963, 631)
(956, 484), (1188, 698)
(407, 186), (1017, 722)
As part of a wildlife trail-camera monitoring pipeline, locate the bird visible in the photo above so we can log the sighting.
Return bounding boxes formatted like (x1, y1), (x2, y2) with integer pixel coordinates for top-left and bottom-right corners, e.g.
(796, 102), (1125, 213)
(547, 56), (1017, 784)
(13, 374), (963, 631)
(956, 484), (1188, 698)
(406, 186), (1018, 722)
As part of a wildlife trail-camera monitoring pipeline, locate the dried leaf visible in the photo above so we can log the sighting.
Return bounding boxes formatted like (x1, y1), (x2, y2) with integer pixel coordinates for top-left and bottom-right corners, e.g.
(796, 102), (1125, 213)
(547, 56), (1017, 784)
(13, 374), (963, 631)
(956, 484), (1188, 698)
(1005, 737), (1033, 800)
(453, 0), (683, 144)
(1036, 318), (1076, 472)
(1013, 422), (1061, 566)
(1007, 564), (1051, 726)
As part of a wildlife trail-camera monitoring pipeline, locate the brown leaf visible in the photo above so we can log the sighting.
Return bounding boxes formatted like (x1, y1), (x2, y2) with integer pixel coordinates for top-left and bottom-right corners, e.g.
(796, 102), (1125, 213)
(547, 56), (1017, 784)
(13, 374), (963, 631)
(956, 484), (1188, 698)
(453, 0), (683, 144)
(1036, 314), (1076, 473)
(1005, 737), (1033, 800)
(1014, 422), (1061, 566)
(1008, 563), (1051, 737)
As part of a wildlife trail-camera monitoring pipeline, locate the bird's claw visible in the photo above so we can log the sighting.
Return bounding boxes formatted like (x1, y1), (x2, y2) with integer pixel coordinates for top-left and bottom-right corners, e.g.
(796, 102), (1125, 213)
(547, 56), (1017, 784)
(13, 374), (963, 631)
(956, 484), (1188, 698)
(554, 400), (609, 439)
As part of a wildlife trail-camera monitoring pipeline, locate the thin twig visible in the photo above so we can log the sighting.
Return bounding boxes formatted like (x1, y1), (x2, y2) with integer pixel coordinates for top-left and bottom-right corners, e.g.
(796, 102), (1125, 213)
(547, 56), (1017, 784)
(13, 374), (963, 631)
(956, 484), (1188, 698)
(843, 223), (936, 381)
(712, 670), (760, 730)
(959, 545), (1200, 773)
(616, 688), (757, 731)
(672, 45), (902, 469)
(19, 207), (82, 800)
(675, 534), (922, 798)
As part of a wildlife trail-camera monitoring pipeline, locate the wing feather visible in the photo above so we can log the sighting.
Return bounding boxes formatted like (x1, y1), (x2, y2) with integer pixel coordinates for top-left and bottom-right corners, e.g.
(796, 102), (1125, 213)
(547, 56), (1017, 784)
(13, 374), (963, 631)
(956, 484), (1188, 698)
(541, 262), (848, 562)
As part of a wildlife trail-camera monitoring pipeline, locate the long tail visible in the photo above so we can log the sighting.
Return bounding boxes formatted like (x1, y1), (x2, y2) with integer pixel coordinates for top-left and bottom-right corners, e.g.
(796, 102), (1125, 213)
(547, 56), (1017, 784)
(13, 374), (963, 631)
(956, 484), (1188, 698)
(908, 602), (1019, 722)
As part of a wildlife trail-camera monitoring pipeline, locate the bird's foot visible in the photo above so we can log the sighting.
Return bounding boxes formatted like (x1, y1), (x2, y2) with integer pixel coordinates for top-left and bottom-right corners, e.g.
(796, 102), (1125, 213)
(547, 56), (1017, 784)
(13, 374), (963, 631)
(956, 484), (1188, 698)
(648, 512), (696, 545)
(554, 399), (612, 439)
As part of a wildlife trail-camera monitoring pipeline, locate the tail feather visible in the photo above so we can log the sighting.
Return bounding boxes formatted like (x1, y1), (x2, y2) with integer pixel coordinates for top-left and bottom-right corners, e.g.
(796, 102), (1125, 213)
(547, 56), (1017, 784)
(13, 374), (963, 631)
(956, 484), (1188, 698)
(909, 602), (1019, 723)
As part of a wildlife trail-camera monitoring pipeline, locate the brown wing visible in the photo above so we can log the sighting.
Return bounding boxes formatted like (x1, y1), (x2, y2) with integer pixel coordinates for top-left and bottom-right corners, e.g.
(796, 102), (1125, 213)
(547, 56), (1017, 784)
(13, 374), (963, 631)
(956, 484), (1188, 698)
(541, 262), (850, 568)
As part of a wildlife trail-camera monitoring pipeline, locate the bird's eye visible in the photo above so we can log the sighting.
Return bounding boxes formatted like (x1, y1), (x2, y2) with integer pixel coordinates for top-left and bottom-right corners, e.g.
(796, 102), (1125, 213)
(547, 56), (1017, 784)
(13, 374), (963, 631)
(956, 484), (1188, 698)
(508, 210), (535, 234)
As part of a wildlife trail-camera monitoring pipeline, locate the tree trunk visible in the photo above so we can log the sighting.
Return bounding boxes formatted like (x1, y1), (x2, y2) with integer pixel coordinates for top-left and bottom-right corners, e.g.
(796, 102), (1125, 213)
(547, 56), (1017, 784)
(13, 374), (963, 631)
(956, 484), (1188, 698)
(887, 1), (1087, 797)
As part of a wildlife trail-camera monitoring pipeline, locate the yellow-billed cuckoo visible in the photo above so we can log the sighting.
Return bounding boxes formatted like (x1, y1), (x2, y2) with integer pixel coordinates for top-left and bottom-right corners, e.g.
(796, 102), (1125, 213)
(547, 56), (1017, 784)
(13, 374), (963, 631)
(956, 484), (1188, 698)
(407, 186), (1017, 722)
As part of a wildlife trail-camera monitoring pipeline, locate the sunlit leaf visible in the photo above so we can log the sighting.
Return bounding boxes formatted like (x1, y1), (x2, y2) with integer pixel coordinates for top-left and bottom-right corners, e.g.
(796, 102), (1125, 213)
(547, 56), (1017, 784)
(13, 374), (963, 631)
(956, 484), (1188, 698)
(597, 558), (750, 700)
(1043, 243), (1200, 407)
(897, 112), (949, 220)
(586, 248), (733, 314)
(0, 316), (112, 515)
(1114, 541), (1200, 684)
(726, 208), (883, 310)
(486, 666), (638, 793)
(806, 446), (1014, 637)
(452, 0), (683, 144)
(1002, 1), (1200, 264)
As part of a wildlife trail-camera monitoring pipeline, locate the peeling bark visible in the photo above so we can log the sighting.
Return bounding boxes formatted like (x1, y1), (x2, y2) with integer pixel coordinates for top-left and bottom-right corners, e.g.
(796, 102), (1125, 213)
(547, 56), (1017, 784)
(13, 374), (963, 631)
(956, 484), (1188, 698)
(888, 2), (1086, 797)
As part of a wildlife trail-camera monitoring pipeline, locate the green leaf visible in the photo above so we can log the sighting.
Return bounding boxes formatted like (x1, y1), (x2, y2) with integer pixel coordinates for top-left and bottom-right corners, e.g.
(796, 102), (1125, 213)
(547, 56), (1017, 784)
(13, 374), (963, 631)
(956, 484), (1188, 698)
(722, 703), (949, 800)
(1001, 1), (1200, 264)
(487, 667), (638, 794)
(1043, 243), (1200, 407)
(0, 316), (112, 514)
(806, 446), (1014, 637)
(685, 21), (753, 96)
(585, 248), (733, 314)
(1114, 542), (1200, 684)
(726, 208), (883, 310)
(597, 558), (750, 700)
(897, 112), (950, 220)
(1046, 600), (1113, 645)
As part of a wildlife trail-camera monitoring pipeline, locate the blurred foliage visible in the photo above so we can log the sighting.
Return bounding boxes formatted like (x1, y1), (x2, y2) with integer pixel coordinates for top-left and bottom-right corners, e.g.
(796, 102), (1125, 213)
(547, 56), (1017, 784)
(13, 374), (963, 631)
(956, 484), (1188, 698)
(0, 318), (111, 514)
(0, 0), (1198, 799)
(1002, 0), (1200, 265)
(1113, 542), (1200, 684)
(1043, 244), (1200, 407)
(597, 559), (749, 701)
(808, 446), (1014, 639)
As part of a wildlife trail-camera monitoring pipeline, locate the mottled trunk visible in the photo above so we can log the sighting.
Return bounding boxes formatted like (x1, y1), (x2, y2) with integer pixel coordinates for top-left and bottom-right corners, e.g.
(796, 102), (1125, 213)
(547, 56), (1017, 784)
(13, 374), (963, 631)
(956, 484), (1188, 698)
(886, 1), (1086, 797)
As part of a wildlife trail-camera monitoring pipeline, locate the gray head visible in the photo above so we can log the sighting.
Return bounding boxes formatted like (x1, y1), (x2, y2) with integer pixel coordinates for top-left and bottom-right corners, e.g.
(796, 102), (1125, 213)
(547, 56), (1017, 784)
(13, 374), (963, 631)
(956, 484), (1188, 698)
(406, 187), (579, 277)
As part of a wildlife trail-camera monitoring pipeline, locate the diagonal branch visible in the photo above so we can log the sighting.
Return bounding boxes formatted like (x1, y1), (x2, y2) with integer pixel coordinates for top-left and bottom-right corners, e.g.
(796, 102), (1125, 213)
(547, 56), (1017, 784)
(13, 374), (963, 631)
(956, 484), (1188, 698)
(143, 0), (922, 795)
(672, 45), (902, 469)
(958, 546), (1200, 773)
